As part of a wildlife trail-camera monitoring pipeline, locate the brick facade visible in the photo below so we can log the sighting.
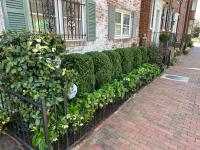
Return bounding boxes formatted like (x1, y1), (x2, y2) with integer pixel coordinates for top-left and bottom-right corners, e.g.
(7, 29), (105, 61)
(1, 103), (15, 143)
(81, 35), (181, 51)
(139, 0), (153, 45)
(67, 0), (141, 53)
(183, 0), (198, 35)
(139, 0), (164, 46)
(0, 0), (141, 53)
(139, 0), (197, 46)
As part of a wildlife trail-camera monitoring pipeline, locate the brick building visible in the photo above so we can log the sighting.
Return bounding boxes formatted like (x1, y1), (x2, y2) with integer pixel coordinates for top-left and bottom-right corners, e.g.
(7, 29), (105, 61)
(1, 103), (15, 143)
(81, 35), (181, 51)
(139, 0), (199, 46)
(0, 0), (141, 53)
(184, 0), (198, 35)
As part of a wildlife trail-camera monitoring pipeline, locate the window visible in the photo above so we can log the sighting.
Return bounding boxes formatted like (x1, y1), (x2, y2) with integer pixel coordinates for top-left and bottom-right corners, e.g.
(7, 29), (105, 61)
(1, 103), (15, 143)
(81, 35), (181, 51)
(29, 0), (56, 32)
(114, 11), (131, 38)
(188, 20), (194, 34)
(150, 0), (156, 29)
(192, 0), (198, 10)
(29, 0), (86, 40)
(162, 7), (168, 31)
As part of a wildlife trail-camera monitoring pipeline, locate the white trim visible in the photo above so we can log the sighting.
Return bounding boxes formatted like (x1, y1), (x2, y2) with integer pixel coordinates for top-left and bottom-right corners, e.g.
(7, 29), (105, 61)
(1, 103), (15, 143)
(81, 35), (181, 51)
(114, 9), (132, 39)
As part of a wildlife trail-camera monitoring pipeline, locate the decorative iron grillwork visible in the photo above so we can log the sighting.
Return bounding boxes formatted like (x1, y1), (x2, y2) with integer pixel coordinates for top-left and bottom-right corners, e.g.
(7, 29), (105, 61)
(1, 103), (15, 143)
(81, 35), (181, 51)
(29, 0), (86, 40)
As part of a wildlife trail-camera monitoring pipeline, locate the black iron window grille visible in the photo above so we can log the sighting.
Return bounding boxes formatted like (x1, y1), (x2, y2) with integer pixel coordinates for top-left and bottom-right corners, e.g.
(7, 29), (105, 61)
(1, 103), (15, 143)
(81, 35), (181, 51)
(29, 0), (86, 40)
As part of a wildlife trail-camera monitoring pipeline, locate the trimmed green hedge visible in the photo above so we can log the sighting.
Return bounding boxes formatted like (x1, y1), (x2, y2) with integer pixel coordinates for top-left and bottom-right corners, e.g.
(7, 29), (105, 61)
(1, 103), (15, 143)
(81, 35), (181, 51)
(63, 53), (95, 94)
(103, 50), (122, 79)
(139, 46), (149, 64)
(86, 51), (113, 89)
(147, 46), (163, 67)
(131, 47), (142, 68)
(116, 48), (133, 74)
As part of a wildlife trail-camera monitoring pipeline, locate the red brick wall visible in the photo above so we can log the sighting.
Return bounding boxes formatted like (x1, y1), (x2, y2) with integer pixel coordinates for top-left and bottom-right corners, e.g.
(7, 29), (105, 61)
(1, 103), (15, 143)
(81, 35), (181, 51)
(139, 0), (153, 46)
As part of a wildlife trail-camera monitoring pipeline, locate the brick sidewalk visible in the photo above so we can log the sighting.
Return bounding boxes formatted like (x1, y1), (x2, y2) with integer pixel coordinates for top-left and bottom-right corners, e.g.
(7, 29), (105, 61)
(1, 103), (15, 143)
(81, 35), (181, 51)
(73, 47), (200, 150)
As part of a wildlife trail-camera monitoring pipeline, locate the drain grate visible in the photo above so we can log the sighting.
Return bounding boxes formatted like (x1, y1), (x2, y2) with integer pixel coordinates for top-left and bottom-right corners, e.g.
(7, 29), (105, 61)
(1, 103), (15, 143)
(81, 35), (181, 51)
(161, 74), (189, 83)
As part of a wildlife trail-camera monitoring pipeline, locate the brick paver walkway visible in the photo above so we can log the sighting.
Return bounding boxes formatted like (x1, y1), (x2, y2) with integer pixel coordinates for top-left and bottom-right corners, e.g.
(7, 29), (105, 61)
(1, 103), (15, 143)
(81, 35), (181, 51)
(73, 47), (200, 150)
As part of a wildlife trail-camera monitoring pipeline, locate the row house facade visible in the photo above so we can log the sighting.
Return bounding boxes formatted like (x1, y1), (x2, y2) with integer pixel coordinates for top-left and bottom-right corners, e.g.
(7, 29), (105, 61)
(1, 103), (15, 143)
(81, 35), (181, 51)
(0, 0), (198, 52)
(0, 0), (141, 53)
(139, 0), (198, 46)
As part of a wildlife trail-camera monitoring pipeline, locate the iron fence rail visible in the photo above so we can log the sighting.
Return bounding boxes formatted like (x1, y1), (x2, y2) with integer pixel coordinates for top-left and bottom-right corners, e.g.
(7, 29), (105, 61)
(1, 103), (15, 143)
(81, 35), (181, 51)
(0, 86), (130, 150)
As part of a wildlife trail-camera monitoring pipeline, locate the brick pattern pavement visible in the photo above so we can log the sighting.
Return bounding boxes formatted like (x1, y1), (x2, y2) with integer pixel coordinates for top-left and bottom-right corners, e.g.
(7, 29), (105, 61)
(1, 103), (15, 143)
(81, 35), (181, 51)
(73, 47), (200, 150)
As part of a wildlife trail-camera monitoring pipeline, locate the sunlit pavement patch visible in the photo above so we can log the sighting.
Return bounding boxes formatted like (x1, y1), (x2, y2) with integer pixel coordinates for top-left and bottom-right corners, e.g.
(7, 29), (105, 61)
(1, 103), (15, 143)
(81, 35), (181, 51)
(161, 74), (189, 83)
(187, 68), (200, 71)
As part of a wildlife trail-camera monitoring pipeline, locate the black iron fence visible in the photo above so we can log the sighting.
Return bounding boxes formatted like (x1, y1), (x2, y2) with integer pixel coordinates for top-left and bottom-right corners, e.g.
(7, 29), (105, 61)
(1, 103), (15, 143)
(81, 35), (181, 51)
(29, 0), (86, 40)
(0, 88), (51, 149)
(0, 87), (130, 150)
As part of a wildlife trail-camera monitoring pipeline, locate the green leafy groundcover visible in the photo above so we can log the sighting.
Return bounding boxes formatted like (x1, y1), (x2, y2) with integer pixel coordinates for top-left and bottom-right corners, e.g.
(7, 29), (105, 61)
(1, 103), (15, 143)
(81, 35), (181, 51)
(1, 63), (160, 150)
(0, 32), (162, 150)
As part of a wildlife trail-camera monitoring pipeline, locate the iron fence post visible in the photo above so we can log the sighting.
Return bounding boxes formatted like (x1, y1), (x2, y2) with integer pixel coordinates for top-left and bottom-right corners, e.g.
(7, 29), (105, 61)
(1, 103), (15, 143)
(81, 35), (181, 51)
(63, 91), (69, 149)
(40, 97), (51, 150)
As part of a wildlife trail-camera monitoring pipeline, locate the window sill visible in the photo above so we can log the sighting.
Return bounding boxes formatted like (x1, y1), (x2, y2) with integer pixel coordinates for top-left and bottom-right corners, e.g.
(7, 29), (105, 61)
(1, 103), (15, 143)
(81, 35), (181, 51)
(65, 40), (87, 47)
(114, 36), (131, 40)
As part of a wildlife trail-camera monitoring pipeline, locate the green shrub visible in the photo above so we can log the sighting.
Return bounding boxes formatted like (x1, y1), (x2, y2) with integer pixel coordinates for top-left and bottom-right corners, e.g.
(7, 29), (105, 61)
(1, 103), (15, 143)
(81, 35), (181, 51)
(131, 47), (142, 69)
(86, 52), (113, 89)
(139, 47), (149, 64)
(116, 48), (133, 74)
(0, 31), (77, 150)
(0, 30), (32, 47)
(147, 46), (163, 67)
(103, 50), (122, 79)
(63, 53), (95, 94)
(159, 32), (171, 42)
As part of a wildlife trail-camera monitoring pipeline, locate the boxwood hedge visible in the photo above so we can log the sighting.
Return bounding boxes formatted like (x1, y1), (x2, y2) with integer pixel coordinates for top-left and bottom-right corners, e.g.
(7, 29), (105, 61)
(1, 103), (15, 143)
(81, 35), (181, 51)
(116, 48), (133, 74)
(63, 53), (95, 94)
(103, 50), (122, 79)
(131, 47), (142, 68)
(86, 51), (113, 89)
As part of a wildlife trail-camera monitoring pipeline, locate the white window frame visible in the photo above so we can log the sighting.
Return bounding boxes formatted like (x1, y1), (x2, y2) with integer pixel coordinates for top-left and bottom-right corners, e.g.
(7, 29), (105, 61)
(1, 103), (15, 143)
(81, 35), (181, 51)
(188, 20), (194, 34)
(114, 9), (132, 39)
(150, 0), (155, 29)
(28, 0), (87, 41)
(191, 0), (198, 11)
(162, 7), (167, 31)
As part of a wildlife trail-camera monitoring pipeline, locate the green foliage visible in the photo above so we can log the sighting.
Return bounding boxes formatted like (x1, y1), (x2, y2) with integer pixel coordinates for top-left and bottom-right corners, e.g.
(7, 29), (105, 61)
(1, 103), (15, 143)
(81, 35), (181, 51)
(170, 57), (178, 66)
(185, 35), (193, 47)
(103, 50), (122, 79)
(147, 46), (163, 67)
(131, 47), (142, 68)
(192, 27), (200, 38)
(87, 52), (113, 89)
(63, 53), (95, 94)
(116, 48), (133, 74)
(0, 32), (76, 102)
(0, 30), (32, 47)
(159, 32), (171, 42)
(139, 47), (149, 64)
(0, 31), (162, 150)
(0, 108), (10, 133)
(0, 31), (77, 149)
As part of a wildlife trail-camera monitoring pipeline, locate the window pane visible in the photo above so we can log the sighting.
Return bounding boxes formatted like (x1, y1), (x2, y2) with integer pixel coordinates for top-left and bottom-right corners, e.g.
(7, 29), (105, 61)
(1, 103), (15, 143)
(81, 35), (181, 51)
(123, 14), (130, 25)
(29, 0), (56, 32)
(62, 0), (84, 39)
(115, 12), (121, 24)
(115, 24), (121, 36)
(192, 0), (197, 10)
(123, 26), (129, 36)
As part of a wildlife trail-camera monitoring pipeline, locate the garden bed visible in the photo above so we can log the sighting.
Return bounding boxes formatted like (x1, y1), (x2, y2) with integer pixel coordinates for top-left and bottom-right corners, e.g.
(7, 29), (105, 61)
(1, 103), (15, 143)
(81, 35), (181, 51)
(0, 32), (163, 150)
